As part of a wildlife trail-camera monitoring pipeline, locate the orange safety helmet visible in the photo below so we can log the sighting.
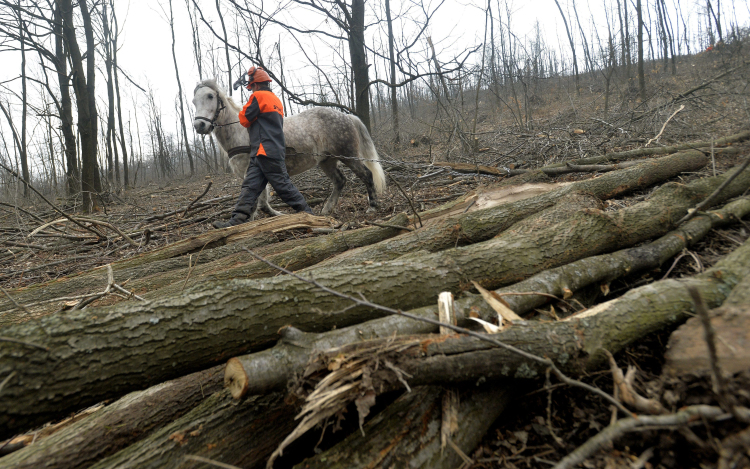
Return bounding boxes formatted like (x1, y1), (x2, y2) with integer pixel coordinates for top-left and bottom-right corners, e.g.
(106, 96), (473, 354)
(246, 66), (272, 89)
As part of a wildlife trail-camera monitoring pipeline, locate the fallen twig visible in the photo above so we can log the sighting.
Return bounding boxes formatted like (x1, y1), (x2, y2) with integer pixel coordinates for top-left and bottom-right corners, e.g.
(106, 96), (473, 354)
(688, 286), (730, 411)
(385, 171), (423, 229)
(182, 182), (212, 218)
(552, 405), (728, 469)
(645, 105), (685, 147)
(0, 162), (104, 240)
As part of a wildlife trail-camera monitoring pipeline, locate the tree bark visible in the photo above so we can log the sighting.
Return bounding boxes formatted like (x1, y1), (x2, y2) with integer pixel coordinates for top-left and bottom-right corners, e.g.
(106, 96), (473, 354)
(295, 385), (513, 469)
(139, 214), (410, 301)
(18, 10), (29, 197)
(0, 367), (224, 469)
(62, 0), (101, 211)
(292, 236), (750, 398)
(385, 0), (399, 144)
(313, 149), (709, 269)
(224, 196), (750, 398)
(347, 0), (371, 131)
(4, 161), (750, 437)
(0, 213), (332, 322)
(169, 0), (194, 176)
(553, 0), (580, 95)
(636, 0), (646, 101)
(53, 1), (79, 198)
(85, 391), (296, 469)
(110, 0), (129, 187)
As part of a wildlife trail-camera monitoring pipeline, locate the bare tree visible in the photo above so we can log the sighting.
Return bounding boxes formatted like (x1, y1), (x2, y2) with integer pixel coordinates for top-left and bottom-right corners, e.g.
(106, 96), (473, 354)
(61, 0), (102, 210)
(385, 0), (399, 144)
(553, 0), (581, 95)
(167, 0), (195, 176)
(111, 0), (130, 187)
(636, 0), (646, 102)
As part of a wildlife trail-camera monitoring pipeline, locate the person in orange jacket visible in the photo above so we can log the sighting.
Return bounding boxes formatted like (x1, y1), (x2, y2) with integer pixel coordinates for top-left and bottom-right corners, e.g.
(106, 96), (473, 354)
(213, 66), (312, 229)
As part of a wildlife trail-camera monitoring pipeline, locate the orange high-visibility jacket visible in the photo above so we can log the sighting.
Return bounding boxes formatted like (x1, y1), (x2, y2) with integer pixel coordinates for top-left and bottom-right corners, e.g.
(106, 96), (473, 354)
(239, 90), (284, 158)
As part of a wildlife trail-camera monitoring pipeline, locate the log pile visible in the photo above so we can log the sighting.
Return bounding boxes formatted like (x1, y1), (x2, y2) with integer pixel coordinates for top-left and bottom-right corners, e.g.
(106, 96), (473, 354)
(1, 134), (750, 469)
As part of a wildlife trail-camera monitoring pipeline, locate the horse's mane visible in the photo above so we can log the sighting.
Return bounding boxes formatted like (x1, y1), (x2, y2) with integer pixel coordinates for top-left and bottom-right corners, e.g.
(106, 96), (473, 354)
(195, 78), (241, 113)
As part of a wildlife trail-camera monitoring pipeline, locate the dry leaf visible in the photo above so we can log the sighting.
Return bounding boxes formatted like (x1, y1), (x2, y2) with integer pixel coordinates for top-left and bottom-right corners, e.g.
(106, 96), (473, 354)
(600, 283), (610, 296)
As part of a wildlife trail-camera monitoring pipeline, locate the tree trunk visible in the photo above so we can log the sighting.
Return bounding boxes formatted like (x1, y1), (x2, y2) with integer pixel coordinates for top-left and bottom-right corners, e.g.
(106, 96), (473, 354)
(296, 385), (513, 469)
(102, 0), (118, 185)
(224, 195), (750, 399)
(87, 391), (297, 469)
(314, 150), (709, 269)
(169, 0), (194, 176)
(215, 0), (233, 95)
(385, 0), (399, 144)
(545, 133), (748, 167)
(62, 0), (101, 211)
(347, 0), (371, 131)
(291, 236), (750, 399)
(3, 161), (750, 437)
(0, 213), (334, 321)
(553, 0), (580, 95)
(111, 0), (129, 187)
(53, 1), (79, 198)
(138, 214), (409, 301)
(18, 11), (29, 197)
(0, 366), (224, 469)
(636, 0), (646, 101)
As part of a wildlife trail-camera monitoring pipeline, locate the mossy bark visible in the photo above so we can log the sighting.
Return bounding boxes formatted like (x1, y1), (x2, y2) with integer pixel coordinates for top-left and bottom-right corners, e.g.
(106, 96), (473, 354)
(1, 162), (748, 439)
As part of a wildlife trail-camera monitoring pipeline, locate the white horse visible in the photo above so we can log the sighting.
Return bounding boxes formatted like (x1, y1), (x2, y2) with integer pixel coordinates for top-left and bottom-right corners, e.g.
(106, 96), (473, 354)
(192, 79), (386, 218)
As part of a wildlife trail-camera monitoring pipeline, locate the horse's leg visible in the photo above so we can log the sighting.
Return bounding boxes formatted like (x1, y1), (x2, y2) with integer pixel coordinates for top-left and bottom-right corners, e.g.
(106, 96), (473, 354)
(339, 157), (378, 213)
(318, 157), (346, 215)
(257, 184), (284, 218)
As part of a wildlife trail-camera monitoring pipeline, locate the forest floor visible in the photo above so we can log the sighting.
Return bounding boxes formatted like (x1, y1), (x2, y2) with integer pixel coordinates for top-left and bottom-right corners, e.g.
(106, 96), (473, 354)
(1, 44), (749, 469)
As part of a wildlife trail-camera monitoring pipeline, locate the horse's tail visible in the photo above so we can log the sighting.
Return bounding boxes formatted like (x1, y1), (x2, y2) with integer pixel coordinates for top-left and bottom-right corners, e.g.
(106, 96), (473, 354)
(351, 115), (387, 195)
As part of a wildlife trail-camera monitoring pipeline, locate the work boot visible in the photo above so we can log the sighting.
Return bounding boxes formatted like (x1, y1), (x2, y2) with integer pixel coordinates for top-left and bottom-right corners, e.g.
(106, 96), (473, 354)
(212, 215), (247, 229)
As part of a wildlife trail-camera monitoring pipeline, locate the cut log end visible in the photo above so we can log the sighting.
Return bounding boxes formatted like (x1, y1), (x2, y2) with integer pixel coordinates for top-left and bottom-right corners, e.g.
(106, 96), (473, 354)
(225, 357), (249, 399)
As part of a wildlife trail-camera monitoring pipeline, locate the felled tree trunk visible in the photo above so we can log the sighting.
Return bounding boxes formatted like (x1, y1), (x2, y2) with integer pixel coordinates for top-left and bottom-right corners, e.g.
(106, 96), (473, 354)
(2, 161), (748, 439)
(87, 391), (297, 469)
(295, 385), (514, 469)
(224, 196), (750, 398)
(138, 213), (410, 300)
(0, 366), (224, 469)
(312, 149), (709, 269)
(0, 213), (334, 322)
(290, 236), (750, 404)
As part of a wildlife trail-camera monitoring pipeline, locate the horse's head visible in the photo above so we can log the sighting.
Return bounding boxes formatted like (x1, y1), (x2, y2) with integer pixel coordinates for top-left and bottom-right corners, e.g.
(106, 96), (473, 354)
(192, 81), (224, 134)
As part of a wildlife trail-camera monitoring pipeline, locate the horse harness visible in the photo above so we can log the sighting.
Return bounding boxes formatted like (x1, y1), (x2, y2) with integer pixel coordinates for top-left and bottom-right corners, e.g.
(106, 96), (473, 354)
(195, 84), (304, 159)
(194, 84), (237, 132)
